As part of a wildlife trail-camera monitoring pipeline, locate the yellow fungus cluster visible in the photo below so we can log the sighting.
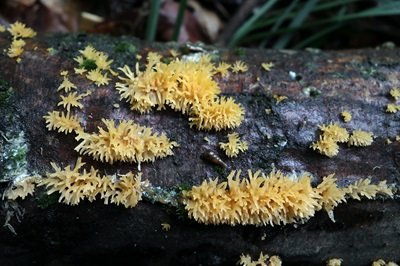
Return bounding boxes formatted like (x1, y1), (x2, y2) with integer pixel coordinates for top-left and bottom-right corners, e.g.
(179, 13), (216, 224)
(231, 60), (248, 73)
(386, 103), (400, 113)
(389, 88), (400, 101)
(310, 123), (348, 157)
(75, 118), (178, 165)
(0, 25), (5, 32)
(372, 259), (399, 266)
(341, 111), (352, 122)
(4, 21), (36, 61)
(4, 176), (38, 200)
(44, 111), (82, 134)
(40, 157), (143, 207)
(344, 178), (393, 200)
(273, 94), (287, 103)
(261, 62), (274, 72)
(74, 45), (115, 86)
(44, 59), (177, 166)
(57, 91), (90, 112)
(385, 87), (400, 113)
(239, 252), (282, 266)
(116, 52), (244, 130)
(214, 62), (231, 77)
(311, 123), (374, 157)
(348, 130), (374, 147)
(326, 258), (342, 266)
(219, 132), (248, 157)
(183, 169), (393, 226)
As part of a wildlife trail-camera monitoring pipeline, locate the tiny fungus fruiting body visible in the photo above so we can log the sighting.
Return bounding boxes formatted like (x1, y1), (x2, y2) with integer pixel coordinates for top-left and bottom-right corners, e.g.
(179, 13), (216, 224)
(311, 123), (374, 157)
(261, 62), (274, 72)
(43, 111), (82, 134)
(348, 130), (374, 147)
(341, 111), (352, 122)
(386, 103), (400, 113)
(238, 252), (281, 266)
(231, 60), (248, 73)
(219, 132), (248, 158)
(326, 258), (342, 266)
(5, 176), (38, 200)
(4, 21), (36, 61)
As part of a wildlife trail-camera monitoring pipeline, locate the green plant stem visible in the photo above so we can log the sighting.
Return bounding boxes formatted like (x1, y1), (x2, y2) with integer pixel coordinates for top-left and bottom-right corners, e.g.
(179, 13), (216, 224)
(228, 0), (278, 47)
(146, 0), (162, 42)
(172, 0), (188, 41)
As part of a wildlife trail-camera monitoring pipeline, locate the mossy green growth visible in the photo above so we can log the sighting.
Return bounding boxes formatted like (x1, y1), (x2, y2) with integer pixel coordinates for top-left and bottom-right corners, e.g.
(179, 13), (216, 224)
(37, 192), (59, 209)
(0, 131), (29, 182)
(213, 165), (225, 176)
(114, 42), (136, 54)
(234, 47), (245, 56)
(0, 79), (12, 107)
(79, 59), (97, 71)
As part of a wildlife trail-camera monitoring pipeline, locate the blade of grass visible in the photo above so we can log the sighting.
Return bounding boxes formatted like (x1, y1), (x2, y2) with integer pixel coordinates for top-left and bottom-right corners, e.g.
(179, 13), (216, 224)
(146, 0), (162, 42)
(228, 0), (278, 47)
(259, 0), (300, 48)
(293, 6), (347, 49)
(172, 0), (188, 41)
(252, 0), (361, 32)
(241, 2), (400, 45)
(273, 0), (319, 49)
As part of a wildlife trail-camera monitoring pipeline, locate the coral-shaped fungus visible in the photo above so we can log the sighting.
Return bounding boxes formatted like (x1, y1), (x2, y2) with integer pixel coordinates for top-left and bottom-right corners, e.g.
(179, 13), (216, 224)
(310, 136), (339, 158)
(315, 174), (346, 222)
(183, 170), (394, 226)
(344, 178), (393, 200)
(261, 62), (274, 72)
(183, 170), (321, 226)
(57, 75), (77, 92)
(7, 39), (25, 58)
(57, 91), (89, 112)
(389, 87), (400, 101)
(238, 252), (282, 266)
(326, 258), (342, 266)
(5, 21), (36, 61)
(43, 111), (82, 134)
(231, 60), (248, 73)
(386, 104), (400, 113)
(219, 132), (248, 157)
(41, 157), (101, 205)
(348, 130), (374, 146)
(75, 118), (178, 164)
(74, 45), (115, 86)
(318, 123), (349, 143)
(41, 157), (144, 207)
(189, 97), (244, 131)
(214, 62), (230, 77)
(311, 123), (350, 157)
(341, 111), (352, 122)
(5, 176), (37, 200)
(8, 21), (36, 38)
(116, 52), (244, 131)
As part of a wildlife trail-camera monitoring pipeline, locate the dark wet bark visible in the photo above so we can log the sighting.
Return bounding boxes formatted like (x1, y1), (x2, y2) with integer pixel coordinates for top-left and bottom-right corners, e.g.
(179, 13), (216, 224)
(0, 33), (399, 266)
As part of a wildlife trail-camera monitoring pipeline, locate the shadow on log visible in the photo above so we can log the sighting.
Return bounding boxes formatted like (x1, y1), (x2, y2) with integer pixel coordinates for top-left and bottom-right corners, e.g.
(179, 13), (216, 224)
(0, 33), (399, 265)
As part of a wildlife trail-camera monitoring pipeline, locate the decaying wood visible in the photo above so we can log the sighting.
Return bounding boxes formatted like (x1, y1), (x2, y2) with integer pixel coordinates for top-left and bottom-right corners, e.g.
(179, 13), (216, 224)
(0, 33), (399, 266)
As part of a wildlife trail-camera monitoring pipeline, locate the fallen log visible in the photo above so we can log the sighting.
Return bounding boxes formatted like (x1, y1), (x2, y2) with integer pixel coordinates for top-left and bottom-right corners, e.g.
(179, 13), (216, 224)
(0, 32), (399, 266)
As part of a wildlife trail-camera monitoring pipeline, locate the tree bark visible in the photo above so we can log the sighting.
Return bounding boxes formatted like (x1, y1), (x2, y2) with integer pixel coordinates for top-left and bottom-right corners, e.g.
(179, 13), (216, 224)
(0, 33), (399, 266)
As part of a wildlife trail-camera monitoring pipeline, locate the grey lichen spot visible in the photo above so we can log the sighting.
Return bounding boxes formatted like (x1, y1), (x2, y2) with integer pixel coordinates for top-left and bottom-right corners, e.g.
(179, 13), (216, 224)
(142, 184), (179, 207)
(0, 131), (29, 183)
